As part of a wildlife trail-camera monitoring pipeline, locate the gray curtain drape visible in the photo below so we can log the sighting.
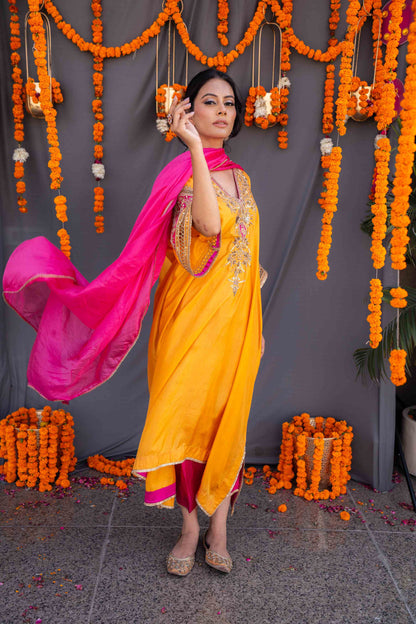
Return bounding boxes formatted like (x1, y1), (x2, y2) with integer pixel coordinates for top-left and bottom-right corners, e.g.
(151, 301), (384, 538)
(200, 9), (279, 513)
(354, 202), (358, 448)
(1, 0), (402, 490)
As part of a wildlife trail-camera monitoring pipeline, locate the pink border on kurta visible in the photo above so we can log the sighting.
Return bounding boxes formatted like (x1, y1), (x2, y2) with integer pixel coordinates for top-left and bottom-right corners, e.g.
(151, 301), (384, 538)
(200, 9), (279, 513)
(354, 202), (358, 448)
(135, 459), (243, 513)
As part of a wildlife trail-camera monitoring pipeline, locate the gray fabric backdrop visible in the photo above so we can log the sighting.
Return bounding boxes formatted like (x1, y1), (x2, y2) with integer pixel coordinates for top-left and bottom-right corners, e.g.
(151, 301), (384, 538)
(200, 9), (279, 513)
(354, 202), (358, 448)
(1, 0), (404, 490)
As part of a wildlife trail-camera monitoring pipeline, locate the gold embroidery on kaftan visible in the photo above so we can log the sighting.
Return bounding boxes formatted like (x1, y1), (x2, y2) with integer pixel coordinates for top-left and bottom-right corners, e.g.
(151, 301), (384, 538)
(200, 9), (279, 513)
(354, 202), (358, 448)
(171, 187), (221, 277)
(212, 169), (257, 295)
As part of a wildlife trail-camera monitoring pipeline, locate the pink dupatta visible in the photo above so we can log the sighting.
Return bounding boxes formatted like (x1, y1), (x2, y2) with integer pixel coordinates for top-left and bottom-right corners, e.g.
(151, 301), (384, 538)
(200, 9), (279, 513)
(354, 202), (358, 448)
(3, 147), (241, 400)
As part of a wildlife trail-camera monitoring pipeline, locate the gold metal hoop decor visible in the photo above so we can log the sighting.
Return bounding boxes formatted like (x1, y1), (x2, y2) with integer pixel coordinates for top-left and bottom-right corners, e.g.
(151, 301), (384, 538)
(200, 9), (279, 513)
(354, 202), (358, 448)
(251, 20), (282, 127)
(24, 9), (52, 118)
(155, 16), (188, 116)
(349, 4), (381, 122)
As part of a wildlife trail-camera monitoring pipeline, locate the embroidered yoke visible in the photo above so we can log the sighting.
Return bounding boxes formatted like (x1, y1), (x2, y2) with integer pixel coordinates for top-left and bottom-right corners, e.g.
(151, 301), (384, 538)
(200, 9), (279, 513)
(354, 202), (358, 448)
(132, 169), (265, 516)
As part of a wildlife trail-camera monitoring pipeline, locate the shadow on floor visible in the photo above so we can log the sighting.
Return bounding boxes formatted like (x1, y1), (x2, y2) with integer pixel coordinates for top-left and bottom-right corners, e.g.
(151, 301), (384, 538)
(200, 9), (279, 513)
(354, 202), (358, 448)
(1, 465), (416, 624)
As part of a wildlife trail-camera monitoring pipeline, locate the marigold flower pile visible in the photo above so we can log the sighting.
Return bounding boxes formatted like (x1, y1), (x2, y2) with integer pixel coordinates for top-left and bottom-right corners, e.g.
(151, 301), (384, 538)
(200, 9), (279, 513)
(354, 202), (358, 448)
(0, 406), (76, 492)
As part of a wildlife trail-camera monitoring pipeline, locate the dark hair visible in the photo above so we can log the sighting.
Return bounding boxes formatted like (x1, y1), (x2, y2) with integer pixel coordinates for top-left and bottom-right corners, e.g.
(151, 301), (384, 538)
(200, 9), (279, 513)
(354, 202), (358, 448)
(184, 69), (243, 139)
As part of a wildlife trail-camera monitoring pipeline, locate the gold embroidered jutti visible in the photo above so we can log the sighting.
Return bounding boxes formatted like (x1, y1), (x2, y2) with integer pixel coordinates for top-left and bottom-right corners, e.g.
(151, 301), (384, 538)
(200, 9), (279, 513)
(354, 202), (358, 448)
(132, 169), (264, 516)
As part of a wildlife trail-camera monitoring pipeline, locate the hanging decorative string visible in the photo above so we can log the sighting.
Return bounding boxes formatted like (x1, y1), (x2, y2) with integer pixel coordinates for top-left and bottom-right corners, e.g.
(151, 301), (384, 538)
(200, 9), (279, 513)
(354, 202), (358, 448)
(27, 0), (71, 258)
(316, 144), (343, 280)
(244, 20), (290, 148)
(9, 0), (29, 214)
(91, 0), (105, 233)
(155, 13), (188, 141)
(386, 0), (416, 386)
(217, 0), (229, 46)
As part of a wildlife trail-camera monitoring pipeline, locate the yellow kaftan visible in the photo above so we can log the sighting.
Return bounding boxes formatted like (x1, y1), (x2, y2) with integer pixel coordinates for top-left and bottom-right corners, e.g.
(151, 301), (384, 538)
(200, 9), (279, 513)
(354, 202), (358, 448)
(132, 168), (264, 516)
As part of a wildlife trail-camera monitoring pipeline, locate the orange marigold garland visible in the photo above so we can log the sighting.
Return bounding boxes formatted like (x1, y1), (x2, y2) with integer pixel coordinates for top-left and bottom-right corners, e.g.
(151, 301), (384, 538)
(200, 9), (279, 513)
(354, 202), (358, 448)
(0, 406), (76, 491)
(217, 0), (229, 46)
(367, 278), (383, 348)
(375, 0), (403, 131)
(370, 134), (391, 269)
(91, 0), (105, 233)
(389, 9), (416, 273)
(9, 0), (29, 214)
(390, 286), (408, 308)
(27, 0), (71, 258)
(43, 0), (171, 58)
(389, 348), (407, 386)
(173, 0), (267, 72)
(316, 144), (343, 280)
(386, 0), (416, 386)
(335, 0), (361, 136)
(273, 413), (353, 501)
(322, 63), (336, 135)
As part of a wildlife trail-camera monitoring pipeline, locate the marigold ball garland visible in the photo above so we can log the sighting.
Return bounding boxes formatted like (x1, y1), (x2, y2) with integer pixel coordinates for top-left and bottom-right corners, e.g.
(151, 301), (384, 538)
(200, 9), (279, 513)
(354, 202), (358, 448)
(9, 0), (28, 214)
(389, 13), (416, 273)
(0, 406), (76, 491)
(375, 0), (403, 131)
(367, 278), (383, 348)
(335, 0), (361, 136)
(173, 0), (267, 72)
(322, 63), (336, 135)
(27, 0), (71, 258)
(370, 134), (391, 269)
(217, 0), (229, 47)
(43, 0), (172, 58)
(389, 348), (407, 386)
(386, 1), (416, 387)
(316, 143), (343, 280)
(390, 286), (408, 308)
(91, 0), (105, 234)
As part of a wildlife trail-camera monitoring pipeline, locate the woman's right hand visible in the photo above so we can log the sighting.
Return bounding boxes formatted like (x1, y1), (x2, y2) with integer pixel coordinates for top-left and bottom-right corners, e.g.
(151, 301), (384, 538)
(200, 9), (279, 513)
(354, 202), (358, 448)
(168, 96), (202, 150)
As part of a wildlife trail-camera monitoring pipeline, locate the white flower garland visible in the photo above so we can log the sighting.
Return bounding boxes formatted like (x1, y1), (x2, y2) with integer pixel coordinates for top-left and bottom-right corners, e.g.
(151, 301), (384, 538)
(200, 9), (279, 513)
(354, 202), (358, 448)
(156, 118), (169, 134)
(13, 147), (29, 163)
(374, 133), (386, 149)
(254, 96), (268, 119)
(92, 162), (105, 180)
(279, 76), (291, 89)
(320, 137), (333, 156)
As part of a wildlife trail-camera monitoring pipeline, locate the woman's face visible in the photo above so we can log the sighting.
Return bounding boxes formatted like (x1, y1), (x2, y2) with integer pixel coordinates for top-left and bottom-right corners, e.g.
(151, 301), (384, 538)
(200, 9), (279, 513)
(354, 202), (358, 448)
(191, 78), (237, 148)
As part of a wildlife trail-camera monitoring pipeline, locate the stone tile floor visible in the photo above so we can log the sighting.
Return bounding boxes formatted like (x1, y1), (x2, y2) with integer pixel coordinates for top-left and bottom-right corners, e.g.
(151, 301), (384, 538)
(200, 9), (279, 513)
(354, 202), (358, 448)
(1, 464), (416, 624)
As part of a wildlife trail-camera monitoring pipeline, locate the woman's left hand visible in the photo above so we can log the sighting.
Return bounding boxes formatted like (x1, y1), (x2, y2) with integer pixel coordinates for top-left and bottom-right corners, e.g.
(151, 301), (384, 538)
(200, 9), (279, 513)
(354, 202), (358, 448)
(261, 335), (265, 359)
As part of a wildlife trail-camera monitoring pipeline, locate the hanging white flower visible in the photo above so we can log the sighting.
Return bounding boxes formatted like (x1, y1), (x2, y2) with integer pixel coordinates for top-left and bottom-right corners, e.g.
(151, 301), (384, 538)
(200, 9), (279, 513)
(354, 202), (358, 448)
(374, 134), (386, 149)
(156, 118), (169, 134)
(320, 137), (333, 156)
(92, 162), (105, 180)
(13, 147), (29, 163)
(254, 96), (268, 118)
(279, 76), (291, 89)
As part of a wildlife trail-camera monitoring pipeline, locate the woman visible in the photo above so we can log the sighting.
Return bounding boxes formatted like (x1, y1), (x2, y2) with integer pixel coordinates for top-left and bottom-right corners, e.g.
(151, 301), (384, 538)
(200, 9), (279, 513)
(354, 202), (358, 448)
(3, 69), (266, 577)
(132, 69), (267, 576)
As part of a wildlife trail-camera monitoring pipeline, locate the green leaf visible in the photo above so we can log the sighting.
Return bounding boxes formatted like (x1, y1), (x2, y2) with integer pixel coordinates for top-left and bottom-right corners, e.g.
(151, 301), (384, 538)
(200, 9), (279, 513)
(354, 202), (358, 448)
(353, 287), (416, 383)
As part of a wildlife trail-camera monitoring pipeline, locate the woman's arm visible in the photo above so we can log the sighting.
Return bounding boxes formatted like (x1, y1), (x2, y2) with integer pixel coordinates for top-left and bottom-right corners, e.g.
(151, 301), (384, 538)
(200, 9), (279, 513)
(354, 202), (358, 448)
(169, 97), (221, 237)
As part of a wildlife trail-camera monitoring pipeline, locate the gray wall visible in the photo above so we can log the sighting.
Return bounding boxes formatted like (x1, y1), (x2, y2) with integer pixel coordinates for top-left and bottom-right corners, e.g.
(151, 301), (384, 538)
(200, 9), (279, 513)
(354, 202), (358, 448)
(1, 0), (401, 490)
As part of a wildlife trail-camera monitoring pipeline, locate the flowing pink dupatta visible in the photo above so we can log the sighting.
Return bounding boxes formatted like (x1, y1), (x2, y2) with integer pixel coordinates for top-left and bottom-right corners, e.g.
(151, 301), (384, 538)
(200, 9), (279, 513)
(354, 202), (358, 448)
(3, 147), (242, 401)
